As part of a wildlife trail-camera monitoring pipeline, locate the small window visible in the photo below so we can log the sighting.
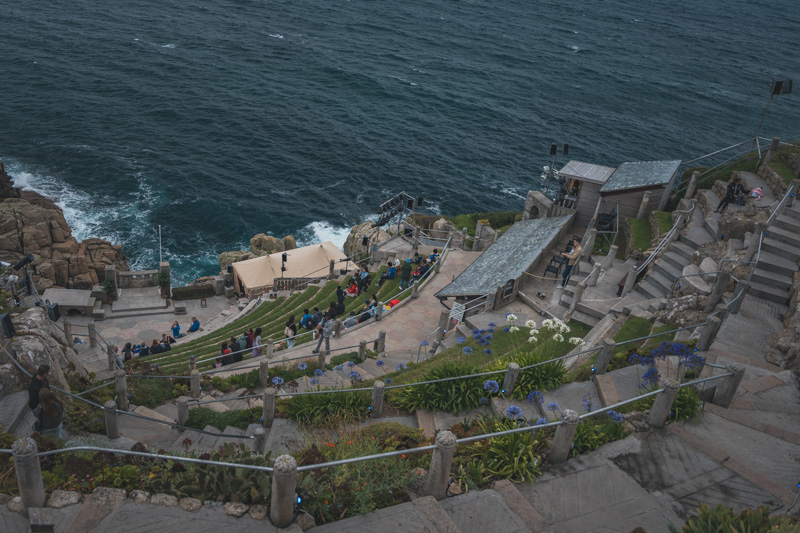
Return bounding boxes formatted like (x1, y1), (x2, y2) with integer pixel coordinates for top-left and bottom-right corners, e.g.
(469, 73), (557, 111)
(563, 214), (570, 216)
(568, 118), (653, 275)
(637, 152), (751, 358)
(503, 279), (515, 297)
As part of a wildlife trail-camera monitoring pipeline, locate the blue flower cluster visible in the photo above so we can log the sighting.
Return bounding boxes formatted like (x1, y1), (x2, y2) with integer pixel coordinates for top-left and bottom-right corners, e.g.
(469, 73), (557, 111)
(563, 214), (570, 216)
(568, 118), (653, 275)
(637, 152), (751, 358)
(527, 390), (544, 406)
(506, 406), (523, 420)
(483, 348), (493, 355)
(546, 402), (560, 413)
(298, 362), (308, 371)
(314, 368), (324, 377)
(334, 364), (344, 372)
(535, 417), (548, 426)
(385, 378), (393, 385)
(582, 393), (592, 413)
(483, 380), (500, 394)
(628, 341), (695, 390)
(608, 410), (623, 423)
(640, 367), (661, 389)
(376, 360), (385, 367)
(349, 370), (362, 382)
(272, 376), (284, 386)
(463, 346), (473, 354)
(457, 336), (466, 344)
(420, 339), (430, 347)
(310, 378), (319, 386)
(347, 361), (356, 368)
(396, 363), (407, 372)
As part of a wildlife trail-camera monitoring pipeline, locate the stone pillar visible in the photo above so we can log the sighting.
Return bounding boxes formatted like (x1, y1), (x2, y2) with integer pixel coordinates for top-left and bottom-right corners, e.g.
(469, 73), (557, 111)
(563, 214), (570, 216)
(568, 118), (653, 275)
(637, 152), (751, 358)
(704, 271), (731, 313)
(568, 282), (587, 315)
(502, 363), (521, 396)
(549, 410), (580, 464)
(88, 320), (97, 348)
(358, 340), (367, 362)
(425, 431), (457, 500)
(411, 282), (419, 299)
(648, 379), (679, 428)
(106, 345), (115, 372)
(104, 264), (117, 301)
(434, 257), (442, 274)
(595, 338), (616, 375)
(745, 223), (764, 262)
(317, 350), (325, 370)
(159, 262), (171, 298)
(104, 400), (120, 440)
(114, 370), (128, 411)
(588, 263), (602, 287)
(636, 191), (652, 219)
(622, 263), (638, 296)
(685, 171), (700, 200)
(581, 228), (597, 260)
(189, 354), (196, 372)
(696, 315), (722, 352)
(63, 319), (73, 347)
(461, 227), (468, 250)
(254, 428), (266, 454)
(603, 246), (618, 272)
(788, 179), (800, 209)
(375, 302), (384, 321)
(270, 455), (298, 528)
(712, 364), (745, 408)
(371, 381), (385, 418)
(729, 281), (750, 314)
(262, 389), (276, 428)
(12, 438), (45, 515)
(266, 338), (274, 359)
(334, 320), (343, 339)
(328, 260), (335, 280)
(189, 369), (200, 399)
(259, 359), (270, 387)
(376, 331), (386, 355)
(177, 396), (189, 426)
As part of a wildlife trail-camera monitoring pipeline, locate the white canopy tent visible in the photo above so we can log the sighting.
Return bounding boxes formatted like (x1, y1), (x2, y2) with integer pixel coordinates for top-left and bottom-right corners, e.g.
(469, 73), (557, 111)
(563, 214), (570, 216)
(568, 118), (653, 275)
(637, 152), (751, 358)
(231, 241), (347, 294)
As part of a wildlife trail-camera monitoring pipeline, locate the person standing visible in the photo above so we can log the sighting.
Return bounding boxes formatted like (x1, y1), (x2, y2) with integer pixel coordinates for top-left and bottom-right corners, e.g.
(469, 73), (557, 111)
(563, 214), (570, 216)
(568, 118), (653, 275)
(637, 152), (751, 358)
(252, 328), (263, 358)
(400, 258), (413, 289)
(28, 365), (50, 410)
(38, 388), (64, 439)
(285, 316), (297, 348)
(312, 313), (334, 355)
(114, 348), (125, 369)
(560, 237), (582, 288)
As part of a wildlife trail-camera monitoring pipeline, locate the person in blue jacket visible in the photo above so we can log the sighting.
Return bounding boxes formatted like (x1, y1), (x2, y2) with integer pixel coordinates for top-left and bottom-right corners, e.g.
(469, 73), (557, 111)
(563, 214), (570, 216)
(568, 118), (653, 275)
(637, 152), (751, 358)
(377, 261), (396, 287)
(188, 317), (200, 333)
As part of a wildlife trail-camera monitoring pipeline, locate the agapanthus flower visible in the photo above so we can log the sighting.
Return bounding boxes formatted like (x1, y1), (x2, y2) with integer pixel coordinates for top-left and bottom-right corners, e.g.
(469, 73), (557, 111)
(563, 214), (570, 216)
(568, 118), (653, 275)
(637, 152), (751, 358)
(334, 364), (344, 372)
(385, 378), (393, 385)
(298, 362), (308, 370)
(527, 391), (544, 406)
(347, 361), (356, 368)
(582, 393), (592, 412)
(463, 346), (473, 354)
(349, 370), (362, 382)
(272, 376), (284, 386)
(535, 417), (548, 425)
(483, 380), (500, 394)
(420, 339), (430, 347)
(503, 326), (510, 333)
(509, 326), (520, 333)
(506, 406), (523, 420)
(488, 322), (497, 328)
(457, 336), (466, 344)
(608, 410), (624, 423)
(376, 360), (385, 367)
(396, 363), (407, 372)
(314, 368), (324, 377)
(640, 367), (660, 389)
(546, 402), (560, 412)
(310, 378), (319, 386)
(506, 313), (518, 322)
(483, 348), (493, 355)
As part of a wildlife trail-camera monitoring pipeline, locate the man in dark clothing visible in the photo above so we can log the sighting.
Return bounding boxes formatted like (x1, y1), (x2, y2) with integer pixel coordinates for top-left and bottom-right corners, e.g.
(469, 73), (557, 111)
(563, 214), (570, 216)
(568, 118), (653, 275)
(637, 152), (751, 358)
(312, 307), (322, 327)
(400, 258), (413, 289)
(336, 287), (345, 305)
(29, 365), (50, 410)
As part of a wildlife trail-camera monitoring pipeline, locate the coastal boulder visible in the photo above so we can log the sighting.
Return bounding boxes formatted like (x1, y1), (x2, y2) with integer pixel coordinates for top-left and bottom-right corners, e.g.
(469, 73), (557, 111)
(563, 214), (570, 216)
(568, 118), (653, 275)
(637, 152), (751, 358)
(343, 222), (390, 260)
(250, 233), (284, 255)
(283, 235), (297, 251)
(218, 250), (250, 272)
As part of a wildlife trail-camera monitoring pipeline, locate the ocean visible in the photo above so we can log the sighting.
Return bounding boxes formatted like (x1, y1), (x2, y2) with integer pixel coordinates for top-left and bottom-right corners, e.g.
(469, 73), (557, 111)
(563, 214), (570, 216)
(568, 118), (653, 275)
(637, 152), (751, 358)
(2, 0), (798, 283)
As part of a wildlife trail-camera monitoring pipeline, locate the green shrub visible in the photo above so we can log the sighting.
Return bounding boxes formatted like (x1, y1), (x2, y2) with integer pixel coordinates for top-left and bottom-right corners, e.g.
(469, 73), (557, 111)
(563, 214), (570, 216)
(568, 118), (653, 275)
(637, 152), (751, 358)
(185, 406), (263, 430)
(637, 386), (703, 423)
(489, 351), (566, 399)
(470, 416), (545, 481)
(392, 362), (484, 414)
(285, 390), (370, 427)
(570, 415), (627, 457)
(672, 503), (783, 533)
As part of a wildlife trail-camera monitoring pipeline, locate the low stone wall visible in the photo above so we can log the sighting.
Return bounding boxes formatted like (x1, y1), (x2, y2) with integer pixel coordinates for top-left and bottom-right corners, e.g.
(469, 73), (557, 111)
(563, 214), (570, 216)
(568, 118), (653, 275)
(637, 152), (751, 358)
(758, 163), (788, 197)
(117, 270), (158, 289)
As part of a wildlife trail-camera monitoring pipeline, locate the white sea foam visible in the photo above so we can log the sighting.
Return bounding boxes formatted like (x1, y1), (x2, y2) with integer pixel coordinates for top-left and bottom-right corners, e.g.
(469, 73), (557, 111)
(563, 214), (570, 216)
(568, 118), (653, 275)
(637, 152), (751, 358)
(296, 221), (352, 251)
(570, 45), (580, 53)
(268, 33), (284, 39)
(500, 186), (526, 200)
(161, 43), (176, 48)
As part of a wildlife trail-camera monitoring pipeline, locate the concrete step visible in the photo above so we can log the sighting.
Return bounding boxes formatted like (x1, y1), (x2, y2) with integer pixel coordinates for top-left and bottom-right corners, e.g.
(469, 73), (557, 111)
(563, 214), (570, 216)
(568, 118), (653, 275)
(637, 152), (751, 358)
(169, 428), (203, 452)
(755, 250), (798, 277)
(661, 250), (687, 271)
(654, 259), (681, 283)
(0, 391), (31, 435)
(750, 269), (793, 291)
(749, 280), (790, 304)
(669, 240), (696, 261)
(704, 217), (720, 240)
(774, 214), (800, 233)
(645, 270), (674, 294)
(766, 226), (800, 248)
(681, 226), (714, 249)
(636, 279), (663, 300)
(782, 205), (800, 221)
(762, 237), (800, 263)
(151, 428), (182, 451)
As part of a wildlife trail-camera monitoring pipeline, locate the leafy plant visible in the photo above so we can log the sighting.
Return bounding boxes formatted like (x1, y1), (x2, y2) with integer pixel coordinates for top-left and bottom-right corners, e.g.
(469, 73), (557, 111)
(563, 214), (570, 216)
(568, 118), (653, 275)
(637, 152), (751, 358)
(469, 416), (545, 482)
(489, 351), (566, 399)
(570, 414), (627, 457)
(185, 406), (263, 431)
(670, 503), (782, 533)
(636, 386), (703, 423)
(285, 389), (370, 427)
(392, 362), (483, 414)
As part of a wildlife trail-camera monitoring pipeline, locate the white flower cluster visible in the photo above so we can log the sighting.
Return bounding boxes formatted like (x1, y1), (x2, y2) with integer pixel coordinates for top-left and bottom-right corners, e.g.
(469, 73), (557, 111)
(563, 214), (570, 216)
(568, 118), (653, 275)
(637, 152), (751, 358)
(525, 319), (537, 328)
(506, 313), (518, 322)
(542, 318), (570, 335)
(569, 337), (585, 346)
(553, 333), (564, 342)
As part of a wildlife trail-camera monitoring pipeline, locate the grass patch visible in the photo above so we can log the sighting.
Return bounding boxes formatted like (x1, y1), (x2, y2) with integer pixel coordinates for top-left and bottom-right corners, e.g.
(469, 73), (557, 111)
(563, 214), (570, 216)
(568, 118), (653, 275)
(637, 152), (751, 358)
(771, 161), (797, 184)
(628, 218), (653, 253)
(652, 212), (673, 236)
(613, 316), (654, 344)
(185, 406), (263, 430)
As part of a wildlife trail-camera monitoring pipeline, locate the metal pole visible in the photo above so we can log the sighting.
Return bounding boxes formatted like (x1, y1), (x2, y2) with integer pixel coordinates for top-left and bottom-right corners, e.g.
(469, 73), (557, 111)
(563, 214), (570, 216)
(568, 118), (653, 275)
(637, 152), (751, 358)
(159, 225), (163, 264)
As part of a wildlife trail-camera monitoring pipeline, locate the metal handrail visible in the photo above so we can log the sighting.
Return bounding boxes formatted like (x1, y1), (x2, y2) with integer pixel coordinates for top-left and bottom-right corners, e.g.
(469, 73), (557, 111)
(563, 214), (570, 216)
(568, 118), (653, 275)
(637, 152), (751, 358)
(417, 327), (441, 362)
(670, 269), (740, 294)
(635, 201), (695, 275)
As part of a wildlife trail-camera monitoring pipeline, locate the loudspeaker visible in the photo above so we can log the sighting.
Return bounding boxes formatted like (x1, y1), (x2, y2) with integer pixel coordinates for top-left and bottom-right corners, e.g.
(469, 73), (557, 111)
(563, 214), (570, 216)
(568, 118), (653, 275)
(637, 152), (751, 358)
(46, 303), (60, 322)
(361, 236), (368, 246)
(407, 199), (414, 210)
(772, 81), (784, 95)
(563, 144), (569, 156)
(282, 252), (288, 263)
(417, 197), (423, 206)
(550, 144), (558, 156)
(0, 313), (14, 338)
(404, 228), (413, 237)
(227, 265), (233, 274)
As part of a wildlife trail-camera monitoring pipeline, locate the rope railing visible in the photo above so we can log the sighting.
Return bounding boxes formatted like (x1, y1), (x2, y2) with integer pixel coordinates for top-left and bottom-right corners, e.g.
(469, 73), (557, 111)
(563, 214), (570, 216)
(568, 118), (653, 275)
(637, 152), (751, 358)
(74, 380), (116, 396)
(190, 393), (262, 405)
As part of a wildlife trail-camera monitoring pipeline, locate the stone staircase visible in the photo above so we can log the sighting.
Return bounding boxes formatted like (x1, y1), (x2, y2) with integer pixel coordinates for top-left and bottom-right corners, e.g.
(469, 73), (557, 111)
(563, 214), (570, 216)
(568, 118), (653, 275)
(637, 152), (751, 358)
(749, 202), (800, 304)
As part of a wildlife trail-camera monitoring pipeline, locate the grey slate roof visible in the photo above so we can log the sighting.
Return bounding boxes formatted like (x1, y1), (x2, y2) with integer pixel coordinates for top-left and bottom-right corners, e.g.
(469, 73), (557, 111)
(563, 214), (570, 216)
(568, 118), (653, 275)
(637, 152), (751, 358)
(600, 160), (681, 193)
(436, 215), (573, 298)
(559, 160), (616, 185)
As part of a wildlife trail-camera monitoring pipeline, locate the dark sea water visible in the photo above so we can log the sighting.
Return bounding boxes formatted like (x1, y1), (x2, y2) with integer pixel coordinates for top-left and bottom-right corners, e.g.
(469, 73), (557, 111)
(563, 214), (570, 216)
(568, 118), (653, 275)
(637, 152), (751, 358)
(2, 0), (798, 283)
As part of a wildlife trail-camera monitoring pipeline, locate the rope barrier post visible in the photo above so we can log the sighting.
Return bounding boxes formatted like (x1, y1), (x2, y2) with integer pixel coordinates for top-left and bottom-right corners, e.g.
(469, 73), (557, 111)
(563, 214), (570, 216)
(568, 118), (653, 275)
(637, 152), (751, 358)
(358, 340), (367, 362)
(262, 389), (276, 428)
(63, 319), (73, 348)
(371, 380), (385, 418)
(190, 369), (200, 399)
(88, 320), (97, 348)
(729, 281), (749, 314)
(254, 428), (266, 454)
(189, 354), (196, 372)
(259, 359), (270, 387)
(745, 223), (764, 262)
(436, 309), (449, 342)
(104, 400), (120, 439)
(602, 246), (618, 272)
(622, 263), (638, 296)
(328, 259), (335, 280)
(106, 345), (115, 372)
(270, 455), (297, 528)
(334, 319), (343, 339)
(588, 263), (602, 287)
(502, 363), (520, 396)
(376, 331), (386, 356)
(425, 430), (456, 500)
(697, 315), (722, 352)
(115, 370), (129, 411)
(12, 438), (45, 515)
(375, 302), (384, 322)
(648, 379), (679, 428)
(266, 338), (274, 359)
(568, 282), (587, 316)
(411, 282), (419, 299)
(549, 410), (579, 464)
(434, 256), (442, 273)
(594, 338), (615, 374)
(636, 191), (652, 219)
(317, 350), (325, 370)
(460, 227), (468, 250)
(712, 365), (745, 408)
(413, 227), (420, 251)
(685, 171), (700, 200)
(177, 396), (189, 426)
(704, 271), (731, 313)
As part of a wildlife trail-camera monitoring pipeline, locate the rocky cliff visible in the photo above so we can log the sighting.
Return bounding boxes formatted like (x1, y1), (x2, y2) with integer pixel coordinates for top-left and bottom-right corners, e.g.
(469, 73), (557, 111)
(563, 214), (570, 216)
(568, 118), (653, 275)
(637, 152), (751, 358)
(0, 162), (128, 291)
